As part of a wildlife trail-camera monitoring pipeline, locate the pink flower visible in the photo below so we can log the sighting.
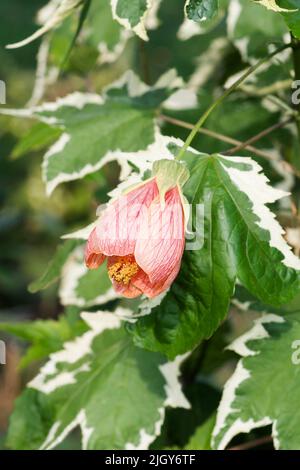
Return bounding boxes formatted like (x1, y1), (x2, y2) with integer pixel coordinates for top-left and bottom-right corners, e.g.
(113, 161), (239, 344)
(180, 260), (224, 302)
(85, 178), (185, 298)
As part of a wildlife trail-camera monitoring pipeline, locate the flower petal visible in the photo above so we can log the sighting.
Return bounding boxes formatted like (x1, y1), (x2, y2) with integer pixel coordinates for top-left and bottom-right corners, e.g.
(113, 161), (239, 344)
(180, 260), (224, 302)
(94, 179), (158, 257)
(85, 228), (106, 269)
(131, 270), (166, 298)
(111, 279), (142, 298)
(134, 186), (185, 285)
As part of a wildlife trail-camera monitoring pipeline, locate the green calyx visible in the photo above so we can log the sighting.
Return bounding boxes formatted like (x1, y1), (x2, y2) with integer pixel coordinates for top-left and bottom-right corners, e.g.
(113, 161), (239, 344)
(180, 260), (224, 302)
(152, 159), (190, 204)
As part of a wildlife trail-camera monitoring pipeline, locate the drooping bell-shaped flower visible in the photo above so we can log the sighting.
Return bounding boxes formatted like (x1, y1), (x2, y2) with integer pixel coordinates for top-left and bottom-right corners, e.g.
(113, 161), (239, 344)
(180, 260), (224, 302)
(85, 159), (189, 298)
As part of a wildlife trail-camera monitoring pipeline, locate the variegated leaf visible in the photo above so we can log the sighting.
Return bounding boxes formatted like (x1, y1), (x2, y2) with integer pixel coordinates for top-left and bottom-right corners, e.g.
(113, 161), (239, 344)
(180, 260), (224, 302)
(227, 0), (287, 61)
(212, 313), (300, 449)
(185, 0), (219, 23)
(1, 71), (183, 194)
(6, 0), (84, 49)
(7, 310), (190, 450)
(110, 0), (162, 40)
(59, 246), (118, 307)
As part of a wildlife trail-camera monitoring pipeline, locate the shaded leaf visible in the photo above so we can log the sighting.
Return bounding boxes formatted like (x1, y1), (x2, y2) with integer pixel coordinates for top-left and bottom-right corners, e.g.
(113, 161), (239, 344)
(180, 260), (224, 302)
(213, 313), (300, 449)
(7, 311), (189, 450)
(29, 239), (80, 293)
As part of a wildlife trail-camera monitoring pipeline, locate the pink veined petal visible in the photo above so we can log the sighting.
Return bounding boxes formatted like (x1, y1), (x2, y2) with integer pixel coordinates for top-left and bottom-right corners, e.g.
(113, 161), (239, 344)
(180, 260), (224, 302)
(111, 278), (142, 298)
(134, 186), (185, 286)
(85, 228), (106, 269)
(94, 179), (159, 257)
(130, 259), (181, 298)
(154, 256), (182, 293)
(130, 270), (157, 298)
(131, 269), (167, 298)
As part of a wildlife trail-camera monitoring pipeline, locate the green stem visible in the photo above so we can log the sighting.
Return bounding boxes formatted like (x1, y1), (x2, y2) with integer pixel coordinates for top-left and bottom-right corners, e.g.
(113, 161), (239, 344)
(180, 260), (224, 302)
(176, 43), (291, 161)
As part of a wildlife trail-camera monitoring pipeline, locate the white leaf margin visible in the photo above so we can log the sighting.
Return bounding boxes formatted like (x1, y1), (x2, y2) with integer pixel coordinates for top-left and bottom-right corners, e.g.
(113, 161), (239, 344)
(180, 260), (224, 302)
(28, 309), (190, 450)
(96, 28), (131, 65)
(126, 353), (190, 450)
(212, 313), (284, 450)
(44, 128), (182, 196)
(59, 246), (120, 307)
(178, 0), (225, 41)
(227, 0), (289, 63)
(6, 0), (83, 49)
(227, 0), (249, 61)
(256, 0), (296, 13)
(220, 155), (300, 271)
(26, 37), (60, 108)
(29, 310), (125, 395)
(110, 0), (162, 41)
(188, 37), (229, 89)
(0, 70), (184, 195)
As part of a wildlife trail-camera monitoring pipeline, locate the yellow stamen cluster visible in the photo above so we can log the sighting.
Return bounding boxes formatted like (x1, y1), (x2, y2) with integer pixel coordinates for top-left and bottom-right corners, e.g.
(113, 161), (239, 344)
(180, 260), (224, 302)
(108, 256), (139, 285)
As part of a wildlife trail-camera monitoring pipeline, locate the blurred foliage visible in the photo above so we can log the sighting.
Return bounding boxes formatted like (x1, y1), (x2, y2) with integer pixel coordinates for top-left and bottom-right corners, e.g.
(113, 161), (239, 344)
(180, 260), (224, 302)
(0, 0), (120, 448)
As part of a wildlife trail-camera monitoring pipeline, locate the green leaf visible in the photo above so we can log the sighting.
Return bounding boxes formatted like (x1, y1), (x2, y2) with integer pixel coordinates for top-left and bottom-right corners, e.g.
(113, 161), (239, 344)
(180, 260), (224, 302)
(155, 380), (220, 449)
(185, 0), (219, 23)
(185, 413), (216, 450)
(111, 0), (154, 40)
(252, 0), (300, 39)
(29, 239), (80, 293)
(12, 123), (62, 159)
(279, 0), (300, 38)
(183, 153), (300, 305)
(6, 0), (84, 49)
(6, 388), (57, 451)
(232, 285), (300, 315)
(0, 308), (87, 368)
(49, 0), (130, 68)
(59, 246), (118, 307)
(212, 312), (300, 449)
(7, 311), (189, 450)
(130, 247), (235, 359)
(3, 71), (180, 194)
(86, 0), (129, 63)
(130, 151), (300, 358)
(177, 0), (226, 42)
(227, 0), (287, 61)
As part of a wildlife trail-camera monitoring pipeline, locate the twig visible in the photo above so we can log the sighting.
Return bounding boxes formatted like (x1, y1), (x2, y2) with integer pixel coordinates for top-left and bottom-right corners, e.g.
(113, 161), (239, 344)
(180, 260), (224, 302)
(224, 117), (293, 155)
(228, 435), (273, 451)
(160, 113), (300, 179)
(175, 43), (292, 161)
(160, 114), (275, 160)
